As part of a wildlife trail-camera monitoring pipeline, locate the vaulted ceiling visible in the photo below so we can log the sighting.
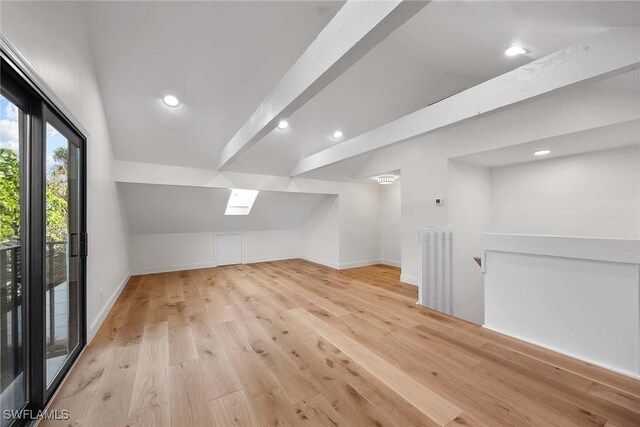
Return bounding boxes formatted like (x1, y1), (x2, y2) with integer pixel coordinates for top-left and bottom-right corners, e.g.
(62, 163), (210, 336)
(83, 1), (344, 168)
(83, 1), (640, 178)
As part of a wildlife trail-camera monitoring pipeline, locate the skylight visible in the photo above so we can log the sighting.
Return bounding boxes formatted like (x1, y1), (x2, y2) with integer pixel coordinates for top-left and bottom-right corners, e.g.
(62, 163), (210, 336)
(225, 189), (259, 215)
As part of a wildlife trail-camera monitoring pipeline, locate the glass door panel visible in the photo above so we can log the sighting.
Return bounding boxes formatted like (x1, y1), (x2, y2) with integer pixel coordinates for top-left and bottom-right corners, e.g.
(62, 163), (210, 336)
(44, 120), (81, 387)
(2, 56), (86, 422)
(0, 94), (26, 424)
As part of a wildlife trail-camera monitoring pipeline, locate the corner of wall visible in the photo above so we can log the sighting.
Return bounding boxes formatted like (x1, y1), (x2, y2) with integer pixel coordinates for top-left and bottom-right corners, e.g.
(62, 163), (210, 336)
(87, 270), (130, 343)
(400, 273), (420, 287)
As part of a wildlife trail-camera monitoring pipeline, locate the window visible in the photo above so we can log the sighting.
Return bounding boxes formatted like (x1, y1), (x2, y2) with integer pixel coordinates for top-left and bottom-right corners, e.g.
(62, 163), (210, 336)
(225, 189), (259, 215)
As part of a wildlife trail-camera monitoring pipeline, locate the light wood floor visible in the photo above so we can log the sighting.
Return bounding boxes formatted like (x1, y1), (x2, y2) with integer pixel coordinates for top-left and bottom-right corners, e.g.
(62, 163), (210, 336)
(43, 259), (640, 426)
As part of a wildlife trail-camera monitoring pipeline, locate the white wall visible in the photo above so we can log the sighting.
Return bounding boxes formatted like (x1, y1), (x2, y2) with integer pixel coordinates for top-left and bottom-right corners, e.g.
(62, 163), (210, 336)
(448, 161), (491, 323)
(119, 173), (382, 272)
(347, 84), (640, 326)
(1, 2), (131, 338)
(127, 187), (379, 274)
(300, 196), (340, 268)
(243, 229), (301, 264)
(130, 233), (215, 274)
(391, 144), (639, 324)
(483, 234), (640, 378)
(130, 229), (302, 274)
(398, 142), (450, 285)
(398, 145), (639, 325)
(379, 182), (401, 267)
(115, 161), (383, 269)
(490, 145), (640, 239)
(338, 184), (381, 268)
(352, 87), (640, 287)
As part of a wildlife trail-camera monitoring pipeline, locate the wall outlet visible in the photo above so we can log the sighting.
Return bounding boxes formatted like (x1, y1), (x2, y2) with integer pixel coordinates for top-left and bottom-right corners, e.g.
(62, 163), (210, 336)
(435, 198), (444, 206)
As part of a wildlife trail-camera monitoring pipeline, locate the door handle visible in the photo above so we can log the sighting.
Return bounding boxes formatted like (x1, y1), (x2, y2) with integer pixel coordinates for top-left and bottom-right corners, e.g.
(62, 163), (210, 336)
(70, 233), (80, 257)
(80, 232), (88, 257)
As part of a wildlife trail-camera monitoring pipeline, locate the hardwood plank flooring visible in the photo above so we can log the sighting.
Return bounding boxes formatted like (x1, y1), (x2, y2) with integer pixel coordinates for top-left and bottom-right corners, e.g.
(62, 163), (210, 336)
(42, 259), (640, 426)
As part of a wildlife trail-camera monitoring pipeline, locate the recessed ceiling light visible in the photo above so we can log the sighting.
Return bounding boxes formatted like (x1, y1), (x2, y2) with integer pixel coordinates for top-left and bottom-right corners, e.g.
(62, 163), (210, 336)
(162, 95), (180, 107)
(533, 149), (551, 156)
(277, 120), (289, 130)
(377, 175), (396, 185)
(505, 46), (527, 57)
(332, 130), (343, 139)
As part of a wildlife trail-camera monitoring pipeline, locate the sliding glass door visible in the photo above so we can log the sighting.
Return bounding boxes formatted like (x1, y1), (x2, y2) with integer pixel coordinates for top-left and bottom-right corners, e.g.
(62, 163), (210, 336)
(1, 56), (86, 426)
(0, 91), (26, 427)
(43, 109), (83, 391)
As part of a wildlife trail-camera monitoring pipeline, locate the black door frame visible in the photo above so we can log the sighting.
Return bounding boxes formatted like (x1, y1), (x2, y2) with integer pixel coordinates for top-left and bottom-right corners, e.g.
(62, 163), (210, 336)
(41, 103), (87, 403)
(1, 53), (87, 425)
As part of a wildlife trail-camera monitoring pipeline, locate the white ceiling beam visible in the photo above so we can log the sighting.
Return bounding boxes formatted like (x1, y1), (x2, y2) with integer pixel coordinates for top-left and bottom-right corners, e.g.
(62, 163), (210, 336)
(217, 0), (428, 169)
(292, 26), (640, 176)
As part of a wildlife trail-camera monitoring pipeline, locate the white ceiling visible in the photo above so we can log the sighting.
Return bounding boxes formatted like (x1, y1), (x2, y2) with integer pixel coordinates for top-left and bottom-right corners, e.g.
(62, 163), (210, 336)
(223, 0), (640, 176)
(452, 120), (640, 168)
(298, 79), (640, 182)
(594, 68), (640, 93)
(83, 1), (640, 176)
(83, 1), (344, 168)
(119, 183), (332, 234)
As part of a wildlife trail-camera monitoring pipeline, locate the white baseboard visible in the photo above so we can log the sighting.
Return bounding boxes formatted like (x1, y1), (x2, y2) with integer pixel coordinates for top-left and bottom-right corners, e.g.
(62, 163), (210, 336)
(243, 254), (298, 264)
(299, 255), (408, 272)
(400, 274), (420, 287)
(88, 271), (130, 343)
(482, 324), (640, 380)
(131, 261), (217, 275)
(301, 256), (385, 270)
(380, 259), (401, 268)
(300, 255), (341, 270)
(132, 257), (404, 279)
(338, 259), (381, 270)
